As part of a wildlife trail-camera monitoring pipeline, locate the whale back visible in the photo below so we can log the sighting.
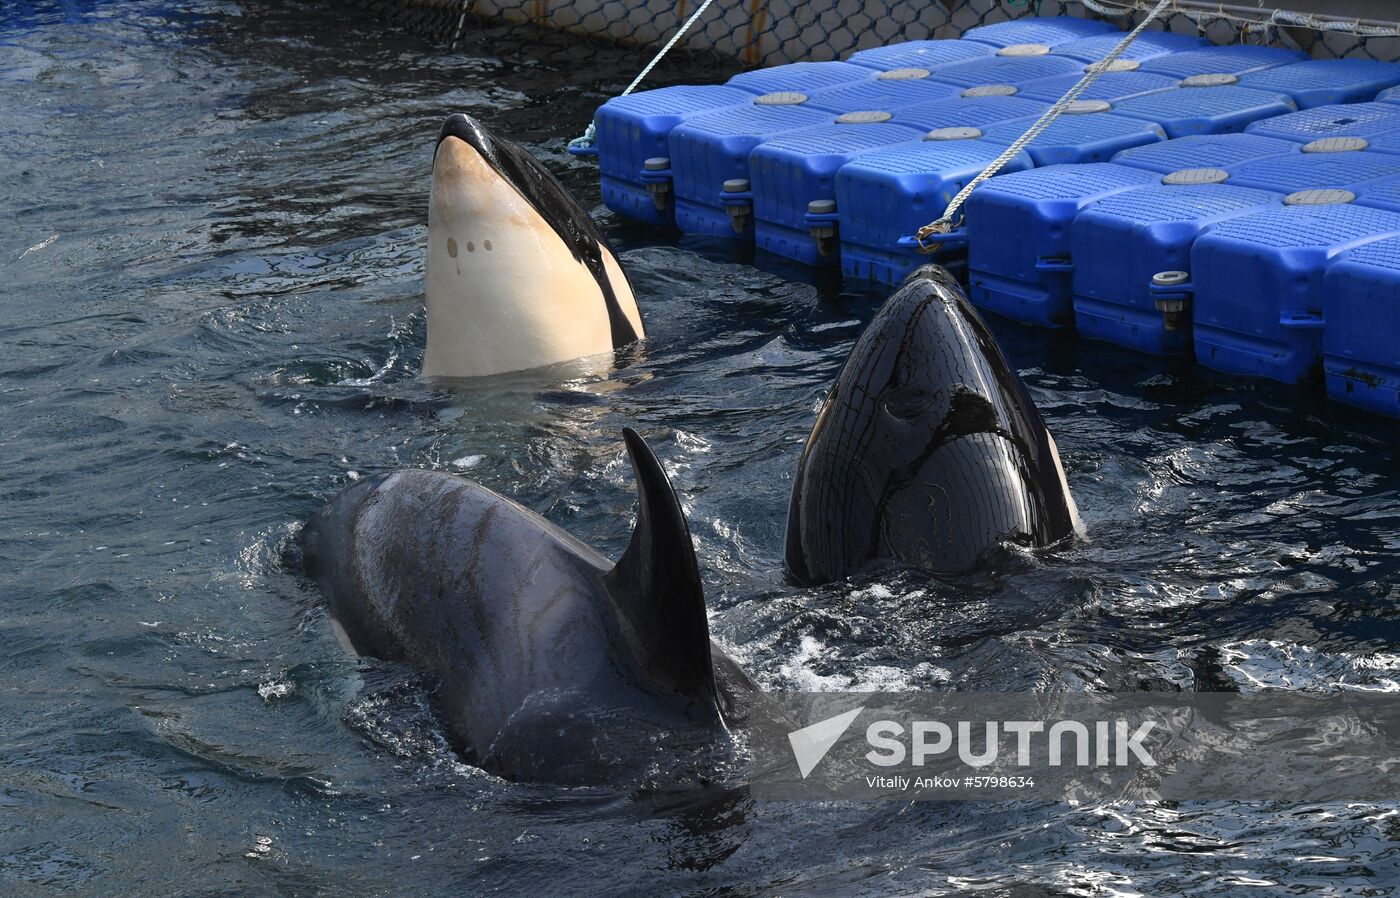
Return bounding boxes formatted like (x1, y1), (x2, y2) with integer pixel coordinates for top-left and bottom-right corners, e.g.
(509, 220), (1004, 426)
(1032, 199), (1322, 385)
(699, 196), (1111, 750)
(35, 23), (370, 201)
(300, 430), (734, 782)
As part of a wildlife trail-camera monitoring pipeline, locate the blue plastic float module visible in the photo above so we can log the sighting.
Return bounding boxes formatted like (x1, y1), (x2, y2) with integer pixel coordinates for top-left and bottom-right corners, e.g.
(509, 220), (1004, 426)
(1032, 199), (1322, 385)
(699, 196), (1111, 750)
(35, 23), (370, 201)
(667, 98), (842, 238)
(667, 90), (1047, 244)
(1245, 101), (1400, 143)
(802, 70), (963, 112)
(1110, 131), (1301, 174)
(892, 93), (1049, 133)
(595, 84), (760, 225)
(977, 105), (1167, 166)
(927, 53), (1083, 88)
(1191, 202), (1400, 383)
(1109, 84), (1297, 138)
(666, 77), (978, 239)
(1069, 183), (1284, 355)
(960, 15), (1115, 49)
(1226, 150), (1400, 194)
(747, 94), (1048, 264)
(846, 39), (993, 73)
(1353, 173), (1400, 213)
(727, 60), (874, 94)
(1016, 71), (1180, 103)
(749, 119), (933, 265)
(964, 163), (1160, 327)
(594, 61), (881, 225)
(1321, 235), (1400, 416)
(835, 137), (1036, 285)
(1363, 130), (1400, 157)
(1138, 45), (1306, 78)
(733, 93), (1041, 263)
(1238, 59), (1400, 109)
(1049, 30), (1210, 63)
(895, 94), (1049, 131)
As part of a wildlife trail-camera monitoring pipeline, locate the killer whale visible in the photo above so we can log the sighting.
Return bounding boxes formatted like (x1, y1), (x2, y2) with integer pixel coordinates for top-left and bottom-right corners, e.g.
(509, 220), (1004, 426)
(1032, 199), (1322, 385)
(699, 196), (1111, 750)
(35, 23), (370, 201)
(785, 265), (1081, 585)
(423, 113), (644, 379)
(300, 428), (753, 784)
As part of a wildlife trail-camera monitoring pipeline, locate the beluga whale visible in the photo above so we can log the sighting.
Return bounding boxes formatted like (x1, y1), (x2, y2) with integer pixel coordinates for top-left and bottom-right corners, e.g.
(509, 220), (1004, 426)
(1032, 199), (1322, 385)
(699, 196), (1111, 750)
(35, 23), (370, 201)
(785, 265), (1081, 585)
(299, 428), (754, 785)
(424, 113), (644, 379)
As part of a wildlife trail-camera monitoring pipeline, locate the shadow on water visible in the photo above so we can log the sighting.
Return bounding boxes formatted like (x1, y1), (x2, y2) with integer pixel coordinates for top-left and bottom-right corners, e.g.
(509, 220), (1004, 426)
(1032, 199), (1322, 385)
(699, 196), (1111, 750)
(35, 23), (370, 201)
(1, 0), (1399, 895)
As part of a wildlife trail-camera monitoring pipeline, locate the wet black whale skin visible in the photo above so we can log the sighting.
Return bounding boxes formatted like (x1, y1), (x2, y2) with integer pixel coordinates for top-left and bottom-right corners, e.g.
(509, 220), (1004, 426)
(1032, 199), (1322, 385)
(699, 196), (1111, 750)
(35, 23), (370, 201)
(785, 265), (1078, 584)
(301, 428), (753, 784)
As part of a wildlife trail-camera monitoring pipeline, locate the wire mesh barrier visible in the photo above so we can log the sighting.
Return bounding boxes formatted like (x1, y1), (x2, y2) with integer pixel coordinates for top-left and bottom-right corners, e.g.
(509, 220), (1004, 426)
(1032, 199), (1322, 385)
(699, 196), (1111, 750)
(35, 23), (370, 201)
(346, 0), (1400, 71)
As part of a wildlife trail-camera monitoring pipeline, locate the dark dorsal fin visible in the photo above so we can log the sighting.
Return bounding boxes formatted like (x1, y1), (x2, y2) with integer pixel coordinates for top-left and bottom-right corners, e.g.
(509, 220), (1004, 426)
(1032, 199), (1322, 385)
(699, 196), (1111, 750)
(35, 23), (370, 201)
(603, 428), (718, 713)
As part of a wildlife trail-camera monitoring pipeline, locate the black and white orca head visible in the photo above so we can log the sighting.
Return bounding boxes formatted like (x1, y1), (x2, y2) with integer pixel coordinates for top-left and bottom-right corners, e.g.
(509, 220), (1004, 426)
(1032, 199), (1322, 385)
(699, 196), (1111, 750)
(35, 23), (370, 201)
(784, 265), (1081, 584)
(423, 113), (643, 379)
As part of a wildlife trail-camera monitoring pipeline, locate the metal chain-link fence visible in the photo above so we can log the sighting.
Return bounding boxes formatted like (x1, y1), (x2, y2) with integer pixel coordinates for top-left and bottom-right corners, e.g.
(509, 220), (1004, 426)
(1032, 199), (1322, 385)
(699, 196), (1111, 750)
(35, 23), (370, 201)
(346, 0), (1399, 76)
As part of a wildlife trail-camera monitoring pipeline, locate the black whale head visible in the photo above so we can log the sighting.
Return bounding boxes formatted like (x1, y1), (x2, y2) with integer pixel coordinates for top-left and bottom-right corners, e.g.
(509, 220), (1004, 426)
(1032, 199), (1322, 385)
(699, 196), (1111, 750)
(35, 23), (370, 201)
(784, 265), (1079, 584)
(433, 112), (595, 242)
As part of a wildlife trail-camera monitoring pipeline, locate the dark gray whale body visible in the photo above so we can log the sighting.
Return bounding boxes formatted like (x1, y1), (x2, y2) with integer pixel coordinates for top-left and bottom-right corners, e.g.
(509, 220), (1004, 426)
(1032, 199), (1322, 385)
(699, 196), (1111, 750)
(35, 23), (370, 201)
(301, 428), (753, 785)
(785, 265), (1081, 585)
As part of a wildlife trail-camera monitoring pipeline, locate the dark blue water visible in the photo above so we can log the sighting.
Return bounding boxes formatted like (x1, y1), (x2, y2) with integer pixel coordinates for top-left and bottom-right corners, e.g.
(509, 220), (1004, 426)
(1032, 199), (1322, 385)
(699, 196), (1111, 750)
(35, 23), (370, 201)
(3, 2), (1399, 895)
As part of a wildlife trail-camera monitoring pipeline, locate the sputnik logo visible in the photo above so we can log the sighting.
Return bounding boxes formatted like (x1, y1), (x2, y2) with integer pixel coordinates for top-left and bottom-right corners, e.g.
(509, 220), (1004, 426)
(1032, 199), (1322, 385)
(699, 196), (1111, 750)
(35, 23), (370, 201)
(787, 706), (864, 778)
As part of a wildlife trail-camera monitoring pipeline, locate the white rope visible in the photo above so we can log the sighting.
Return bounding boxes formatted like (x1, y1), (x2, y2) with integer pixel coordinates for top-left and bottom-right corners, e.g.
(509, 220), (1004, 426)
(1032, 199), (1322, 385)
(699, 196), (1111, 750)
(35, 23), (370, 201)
(450, 0), (470, 48)
(915, 0), (1174, 250)
(570, 0), (720, 151)
(1078, 0), (1400, 38)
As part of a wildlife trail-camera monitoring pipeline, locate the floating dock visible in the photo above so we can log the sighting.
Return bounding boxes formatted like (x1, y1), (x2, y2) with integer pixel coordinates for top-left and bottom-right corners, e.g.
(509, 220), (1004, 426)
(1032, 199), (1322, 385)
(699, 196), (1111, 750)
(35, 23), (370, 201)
(586, 15), (1400, 419)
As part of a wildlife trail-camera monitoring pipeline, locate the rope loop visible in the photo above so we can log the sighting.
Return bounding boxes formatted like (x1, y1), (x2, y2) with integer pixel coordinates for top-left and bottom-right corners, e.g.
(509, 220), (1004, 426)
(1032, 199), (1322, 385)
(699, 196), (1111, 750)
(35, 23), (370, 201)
(914, 217), (962, 253)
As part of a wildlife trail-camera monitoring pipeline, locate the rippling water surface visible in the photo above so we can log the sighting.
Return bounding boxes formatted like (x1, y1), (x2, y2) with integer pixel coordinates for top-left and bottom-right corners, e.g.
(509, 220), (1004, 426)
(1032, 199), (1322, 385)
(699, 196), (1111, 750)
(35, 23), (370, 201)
(3, 2), (1399, 895)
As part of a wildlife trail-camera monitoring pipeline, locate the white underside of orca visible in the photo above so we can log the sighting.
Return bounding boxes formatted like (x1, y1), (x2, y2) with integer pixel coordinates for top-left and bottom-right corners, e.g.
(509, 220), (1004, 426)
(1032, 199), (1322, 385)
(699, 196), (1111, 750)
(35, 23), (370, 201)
(423, 136), (643, 379)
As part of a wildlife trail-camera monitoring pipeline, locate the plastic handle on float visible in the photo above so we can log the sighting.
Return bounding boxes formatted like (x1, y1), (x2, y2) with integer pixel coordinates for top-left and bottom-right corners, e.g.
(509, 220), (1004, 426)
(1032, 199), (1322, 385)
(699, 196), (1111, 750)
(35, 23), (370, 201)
(1149, 275), (1193, 300)
(1034, 256), (1074, 272)
(899, 230), (967, 253)
(1279, 312), (1326, 330)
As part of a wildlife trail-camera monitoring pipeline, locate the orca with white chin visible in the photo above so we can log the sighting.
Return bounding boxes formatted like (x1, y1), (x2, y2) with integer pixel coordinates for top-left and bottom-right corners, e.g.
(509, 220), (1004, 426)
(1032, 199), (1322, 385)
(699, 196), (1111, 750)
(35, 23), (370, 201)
(785, 265), (1082, 585)
(424, 113), (644, 379)
(299, 428), (754, 785)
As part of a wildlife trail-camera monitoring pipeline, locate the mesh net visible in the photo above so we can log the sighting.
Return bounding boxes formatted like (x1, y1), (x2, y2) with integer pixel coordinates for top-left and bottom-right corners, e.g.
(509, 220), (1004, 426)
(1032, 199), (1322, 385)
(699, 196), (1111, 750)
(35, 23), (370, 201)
(346, 0), (1400, 74)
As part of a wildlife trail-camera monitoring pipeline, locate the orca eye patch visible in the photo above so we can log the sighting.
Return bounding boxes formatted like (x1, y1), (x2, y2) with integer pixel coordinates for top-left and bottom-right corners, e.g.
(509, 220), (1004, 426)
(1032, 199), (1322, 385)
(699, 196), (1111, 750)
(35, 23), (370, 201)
(882, 385), (937, 421)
